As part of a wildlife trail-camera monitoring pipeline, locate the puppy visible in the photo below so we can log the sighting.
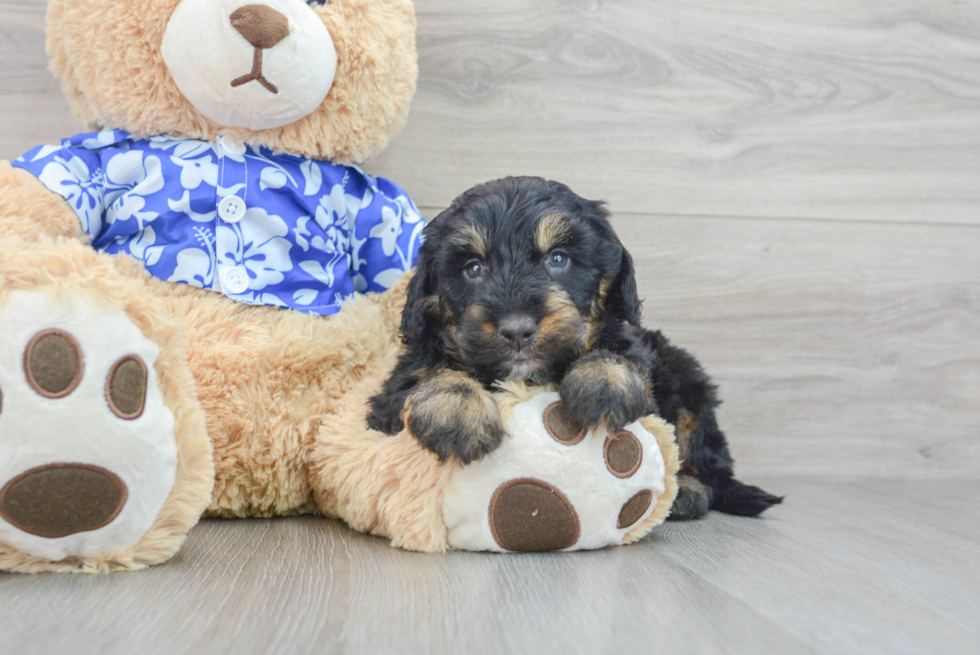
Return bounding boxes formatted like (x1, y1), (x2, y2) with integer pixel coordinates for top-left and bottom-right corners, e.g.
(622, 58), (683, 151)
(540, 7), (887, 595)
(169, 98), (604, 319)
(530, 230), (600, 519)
(368, 177), (782, 519)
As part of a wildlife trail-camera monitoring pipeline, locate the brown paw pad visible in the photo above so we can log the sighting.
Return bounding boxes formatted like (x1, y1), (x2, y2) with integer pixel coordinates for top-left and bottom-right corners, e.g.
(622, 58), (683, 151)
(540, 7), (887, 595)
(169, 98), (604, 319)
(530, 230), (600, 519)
(618, 490), (654, 529)
(543, 401), (586, 445)
(0, 464), (128, 538)
(604, 430), (643, 478)
(23, 329), (84, 398)
(106, 355), (148, 420)
(489, 478), (580, 551)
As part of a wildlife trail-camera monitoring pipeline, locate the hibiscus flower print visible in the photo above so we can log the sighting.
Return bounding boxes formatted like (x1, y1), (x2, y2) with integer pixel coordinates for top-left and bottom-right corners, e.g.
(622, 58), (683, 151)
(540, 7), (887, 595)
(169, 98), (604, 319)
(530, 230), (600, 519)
(216, 206), (294, 292)
(13, 131), (425, 316)
(312, 184), (351, 254)
(36, 155), (105, 235)
(169, 140), (219, 190)
(103, 150), (165, 230)
(169, 227), (218, 290)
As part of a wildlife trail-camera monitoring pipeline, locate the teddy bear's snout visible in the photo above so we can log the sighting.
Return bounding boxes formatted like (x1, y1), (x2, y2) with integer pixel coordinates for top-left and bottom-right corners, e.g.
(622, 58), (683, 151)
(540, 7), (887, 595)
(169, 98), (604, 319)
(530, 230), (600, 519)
(229, 4), (293, 95)
(231, 4), (290, 50)
(161, 0), (339, 130)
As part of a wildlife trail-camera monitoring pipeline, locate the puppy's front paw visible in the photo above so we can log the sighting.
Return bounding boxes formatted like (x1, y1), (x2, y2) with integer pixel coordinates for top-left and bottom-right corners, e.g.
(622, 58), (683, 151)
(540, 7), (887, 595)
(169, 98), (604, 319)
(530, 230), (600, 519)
(560, 352), (650, 431)
(405, 370), (504, 464)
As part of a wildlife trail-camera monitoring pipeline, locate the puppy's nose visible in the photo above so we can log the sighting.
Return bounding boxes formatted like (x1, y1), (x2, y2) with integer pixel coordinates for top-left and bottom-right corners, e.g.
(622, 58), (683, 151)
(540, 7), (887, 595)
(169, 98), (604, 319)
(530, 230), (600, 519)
(498, 315), (539, 351)
(231, 5), (290, 50)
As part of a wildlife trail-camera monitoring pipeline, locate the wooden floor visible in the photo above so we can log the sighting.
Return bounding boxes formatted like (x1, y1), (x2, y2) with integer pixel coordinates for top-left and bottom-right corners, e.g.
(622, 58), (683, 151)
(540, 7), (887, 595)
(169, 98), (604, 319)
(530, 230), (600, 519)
(0, 479), (977, 655)
(1, 0), (979, 653)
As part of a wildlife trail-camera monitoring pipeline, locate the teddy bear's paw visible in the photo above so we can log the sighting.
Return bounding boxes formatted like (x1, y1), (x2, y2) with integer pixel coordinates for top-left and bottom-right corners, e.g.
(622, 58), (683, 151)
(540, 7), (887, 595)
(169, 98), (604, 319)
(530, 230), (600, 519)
(442, 391), (671, 552)
(0, 289), (177, 562)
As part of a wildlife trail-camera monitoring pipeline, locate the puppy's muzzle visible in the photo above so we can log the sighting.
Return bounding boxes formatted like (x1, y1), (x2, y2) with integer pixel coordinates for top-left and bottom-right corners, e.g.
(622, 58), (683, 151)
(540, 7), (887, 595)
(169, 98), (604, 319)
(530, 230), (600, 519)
(498, 314), (538, 353)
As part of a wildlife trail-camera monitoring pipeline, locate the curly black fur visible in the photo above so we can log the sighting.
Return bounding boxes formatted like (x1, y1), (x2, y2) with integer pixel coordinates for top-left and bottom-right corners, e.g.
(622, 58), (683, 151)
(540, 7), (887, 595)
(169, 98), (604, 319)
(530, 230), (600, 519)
(367, 176), (782, 518)
(559, 351), (650, 430)
(403, 371), (504, 464)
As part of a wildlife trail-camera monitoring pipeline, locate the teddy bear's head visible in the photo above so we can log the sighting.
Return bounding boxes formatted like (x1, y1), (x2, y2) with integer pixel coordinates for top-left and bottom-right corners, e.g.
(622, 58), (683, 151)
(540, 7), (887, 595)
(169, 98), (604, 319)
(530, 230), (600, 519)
(46, 0), (417, 164)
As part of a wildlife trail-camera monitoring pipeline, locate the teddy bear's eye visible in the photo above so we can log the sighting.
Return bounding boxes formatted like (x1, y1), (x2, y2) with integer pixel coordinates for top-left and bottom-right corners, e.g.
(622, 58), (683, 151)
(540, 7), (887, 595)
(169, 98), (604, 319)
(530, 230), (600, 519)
(307, 0), (329, 7)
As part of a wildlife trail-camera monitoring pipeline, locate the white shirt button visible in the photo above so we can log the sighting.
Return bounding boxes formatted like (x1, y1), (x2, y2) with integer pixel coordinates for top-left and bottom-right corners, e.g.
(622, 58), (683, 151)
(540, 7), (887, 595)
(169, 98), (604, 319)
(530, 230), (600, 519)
(221, 266), (249, 295)
(218, 196), (246, 223)
(217, 135), (247, 156)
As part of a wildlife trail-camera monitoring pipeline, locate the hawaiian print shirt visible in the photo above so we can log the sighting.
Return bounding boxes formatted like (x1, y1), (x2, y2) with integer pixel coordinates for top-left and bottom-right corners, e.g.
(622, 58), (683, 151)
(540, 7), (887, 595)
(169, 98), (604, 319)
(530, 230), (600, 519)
(13, 130), (424, 316)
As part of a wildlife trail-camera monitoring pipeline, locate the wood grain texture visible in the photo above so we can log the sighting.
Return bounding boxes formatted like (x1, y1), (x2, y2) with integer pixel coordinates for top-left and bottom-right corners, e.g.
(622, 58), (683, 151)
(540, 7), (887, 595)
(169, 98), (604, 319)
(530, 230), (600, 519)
(606, 211), (980, 480)
(1, 3), (979, 651)
(3, 1), (980, 225)
(0, 479), (976, 655)
(0, 1), (81, 149)
(2, 0), (974, 479)
(370, 0), (980, 225)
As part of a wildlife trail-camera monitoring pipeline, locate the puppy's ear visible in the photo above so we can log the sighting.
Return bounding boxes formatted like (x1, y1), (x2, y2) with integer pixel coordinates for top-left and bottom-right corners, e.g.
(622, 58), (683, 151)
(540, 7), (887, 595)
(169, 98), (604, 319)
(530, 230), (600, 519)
(606, 247), (643, 326)
(401, 237), (439, 345)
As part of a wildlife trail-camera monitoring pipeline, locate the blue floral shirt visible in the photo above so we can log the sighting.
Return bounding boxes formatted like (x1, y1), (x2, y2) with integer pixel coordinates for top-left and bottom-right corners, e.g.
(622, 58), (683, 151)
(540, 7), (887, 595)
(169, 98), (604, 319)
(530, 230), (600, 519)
(13, 130), (424, 315)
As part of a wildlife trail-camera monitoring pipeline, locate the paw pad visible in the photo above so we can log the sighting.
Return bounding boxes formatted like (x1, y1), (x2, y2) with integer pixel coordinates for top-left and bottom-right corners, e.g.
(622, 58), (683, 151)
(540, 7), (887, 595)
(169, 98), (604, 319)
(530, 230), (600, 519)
(0, 464), (127, 538)
(543, 401), (586, 444)
(445, 391), (668, 552)
(489, 478), (580, 551)
(0, 289), (178, 562)
(106, 355), (148, 420)
(604, 430), (642, 478)
(618, 490), (653, 529)
(23, 329), (83, 398)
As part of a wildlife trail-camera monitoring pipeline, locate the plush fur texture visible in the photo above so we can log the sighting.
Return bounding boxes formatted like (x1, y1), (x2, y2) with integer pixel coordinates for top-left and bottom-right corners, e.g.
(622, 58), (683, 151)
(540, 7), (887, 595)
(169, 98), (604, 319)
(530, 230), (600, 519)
(0, 164), (81, 243)
(369, 176), (782, 519)
(0, 239), (214, 572)
(0, 0), (440, 570)
(46, 0), (417, 164)
(0, 230), (462, 562)
(0, 1), (683, 570)
(0, 233), (678, 564)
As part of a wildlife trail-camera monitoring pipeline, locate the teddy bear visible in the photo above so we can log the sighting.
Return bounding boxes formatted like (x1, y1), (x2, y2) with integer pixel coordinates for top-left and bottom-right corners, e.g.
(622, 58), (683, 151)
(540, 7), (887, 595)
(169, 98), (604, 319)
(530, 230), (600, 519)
(0, 0), (679, 573)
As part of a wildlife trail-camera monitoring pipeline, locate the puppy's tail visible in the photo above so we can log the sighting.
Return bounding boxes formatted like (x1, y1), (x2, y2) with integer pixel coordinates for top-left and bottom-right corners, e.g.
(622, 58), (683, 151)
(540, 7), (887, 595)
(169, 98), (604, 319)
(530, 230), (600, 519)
(710, 476), (783, 517)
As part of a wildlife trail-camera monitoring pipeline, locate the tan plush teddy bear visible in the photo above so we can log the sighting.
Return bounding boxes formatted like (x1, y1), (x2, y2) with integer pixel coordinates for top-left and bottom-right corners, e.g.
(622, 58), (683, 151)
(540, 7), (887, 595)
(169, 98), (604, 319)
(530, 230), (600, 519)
(0, 0), (678, 573)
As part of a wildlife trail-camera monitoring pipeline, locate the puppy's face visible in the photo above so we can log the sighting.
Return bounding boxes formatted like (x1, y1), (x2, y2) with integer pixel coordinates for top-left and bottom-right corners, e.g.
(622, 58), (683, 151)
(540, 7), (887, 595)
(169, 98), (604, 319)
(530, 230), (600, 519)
(403, 177), (641, 383)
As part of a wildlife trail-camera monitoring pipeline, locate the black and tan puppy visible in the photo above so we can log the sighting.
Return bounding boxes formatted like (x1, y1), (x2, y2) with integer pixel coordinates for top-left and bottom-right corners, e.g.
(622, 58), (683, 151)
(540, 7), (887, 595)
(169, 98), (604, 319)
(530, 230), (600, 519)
(368, 177), (782, 519)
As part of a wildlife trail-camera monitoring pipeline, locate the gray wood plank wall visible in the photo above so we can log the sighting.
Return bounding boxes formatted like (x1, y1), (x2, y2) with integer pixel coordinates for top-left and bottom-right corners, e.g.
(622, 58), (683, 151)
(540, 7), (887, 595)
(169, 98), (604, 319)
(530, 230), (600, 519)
(1, 0), (978, 482)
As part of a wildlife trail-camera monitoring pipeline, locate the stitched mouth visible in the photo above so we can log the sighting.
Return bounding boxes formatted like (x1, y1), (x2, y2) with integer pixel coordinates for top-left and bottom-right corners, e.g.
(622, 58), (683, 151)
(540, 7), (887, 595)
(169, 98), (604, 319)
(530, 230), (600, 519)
(231, 47), (279, 94)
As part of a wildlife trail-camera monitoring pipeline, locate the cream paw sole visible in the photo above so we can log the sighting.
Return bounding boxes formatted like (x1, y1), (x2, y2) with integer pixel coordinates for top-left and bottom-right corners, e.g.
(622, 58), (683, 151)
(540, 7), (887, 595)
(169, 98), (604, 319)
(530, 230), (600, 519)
(0, 289), (178, 562)
(444, 389), (678, 552)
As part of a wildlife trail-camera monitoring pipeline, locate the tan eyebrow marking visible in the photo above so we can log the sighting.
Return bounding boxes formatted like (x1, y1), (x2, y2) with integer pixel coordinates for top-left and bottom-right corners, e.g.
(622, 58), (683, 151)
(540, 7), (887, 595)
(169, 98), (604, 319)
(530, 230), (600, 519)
(536, 213), (573, 253)
(447, 223), (488, 258)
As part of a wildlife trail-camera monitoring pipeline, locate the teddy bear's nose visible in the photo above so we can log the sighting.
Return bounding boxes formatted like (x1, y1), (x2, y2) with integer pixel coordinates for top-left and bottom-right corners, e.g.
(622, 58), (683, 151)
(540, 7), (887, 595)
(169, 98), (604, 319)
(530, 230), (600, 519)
(231, 4), (290, 50)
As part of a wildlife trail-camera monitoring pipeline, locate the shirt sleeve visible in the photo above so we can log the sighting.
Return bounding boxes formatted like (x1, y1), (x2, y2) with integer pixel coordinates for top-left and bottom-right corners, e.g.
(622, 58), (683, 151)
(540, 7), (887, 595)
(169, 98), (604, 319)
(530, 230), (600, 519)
(12, 133), (114, 240)
(348, 171), (426, 294)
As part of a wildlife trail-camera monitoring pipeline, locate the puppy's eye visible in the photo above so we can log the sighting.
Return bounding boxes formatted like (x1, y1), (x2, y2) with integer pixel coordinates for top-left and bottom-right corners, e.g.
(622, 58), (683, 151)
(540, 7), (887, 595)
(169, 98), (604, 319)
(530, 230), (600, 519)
(547, 251), (570, 270)
(464, 260), (484, 280)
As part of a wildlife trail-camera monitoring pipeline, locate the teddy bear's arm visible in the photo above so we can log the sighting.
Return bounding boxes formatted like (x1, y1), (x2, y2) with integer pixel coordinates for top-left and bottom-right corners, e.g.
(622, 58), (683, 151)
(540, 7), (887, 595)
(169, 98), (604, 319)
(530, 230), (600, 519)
(0, 162), (82, 243)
